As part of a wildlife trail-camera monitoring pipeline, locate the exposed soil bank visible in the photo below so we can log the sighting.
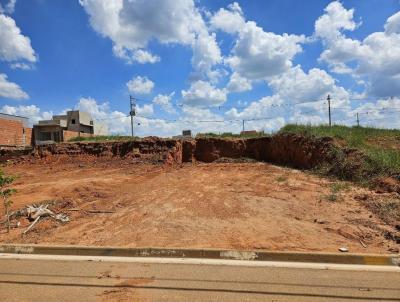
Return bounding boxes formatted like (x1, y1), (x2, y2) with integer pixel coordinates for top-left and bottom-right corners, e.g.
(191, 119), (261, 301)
(26, 134), (335, 170)
(3, 134), (398, 193)
(193, 135), (335, 169)
(0, 146), (32, 162)
(33, 138), (183, 165)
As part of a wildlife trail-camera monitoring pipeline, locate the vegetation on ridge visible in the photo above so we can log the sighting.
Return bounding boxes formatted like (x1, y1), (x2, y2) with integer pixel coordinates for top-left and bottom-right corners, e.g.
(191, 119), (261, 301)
(68, 135), (138, 142)
(280, 124), (400, 176)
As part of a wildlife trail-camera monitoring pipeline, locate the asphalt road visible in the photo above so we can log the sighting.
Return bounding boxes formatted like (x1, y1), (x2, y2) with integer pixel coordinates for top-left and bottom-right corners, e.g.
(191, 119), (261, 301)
(0, 254), (399, 302)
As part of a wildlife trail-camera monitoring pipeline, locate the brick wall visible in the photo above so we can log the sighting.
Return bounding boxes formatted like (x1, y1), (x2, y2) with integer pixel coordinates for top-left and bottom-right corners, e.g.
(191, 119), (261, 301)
(25, 127), (33, 146)
(63, 130), (93, 141)
(0, 118), (23, 146)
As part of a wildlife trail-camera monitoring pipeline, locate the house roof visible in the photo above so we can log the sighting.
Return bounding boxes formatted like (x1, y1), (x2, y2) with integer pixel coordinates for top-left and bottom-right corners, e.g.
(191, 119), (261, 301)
(0, 112), (29, 120)
(0, 112), (29, 127)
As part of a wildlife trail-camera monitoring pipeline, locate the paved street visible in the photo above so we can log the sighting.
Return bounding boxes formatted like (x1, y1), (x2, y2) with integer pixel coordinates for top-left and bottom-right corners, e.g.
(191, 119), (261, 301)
(0, 254), (399, 301)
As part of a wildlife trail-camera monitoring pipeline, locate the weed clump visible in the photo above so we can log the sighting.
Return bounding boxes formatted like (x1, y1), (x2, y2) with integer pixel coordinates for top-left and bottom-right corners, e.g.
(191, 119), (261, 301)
(323, 182), (350, 202)
(68, 135), (138, 142)
(0, 169), (16, 233)
(281, 124), (400, 187)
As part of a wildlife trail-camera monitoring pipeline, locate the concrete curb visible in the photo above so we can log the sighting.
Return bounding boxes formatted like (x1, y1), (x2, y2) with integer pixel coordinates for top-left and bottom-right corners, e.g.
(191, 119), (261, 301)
(0, 244), (399, 266)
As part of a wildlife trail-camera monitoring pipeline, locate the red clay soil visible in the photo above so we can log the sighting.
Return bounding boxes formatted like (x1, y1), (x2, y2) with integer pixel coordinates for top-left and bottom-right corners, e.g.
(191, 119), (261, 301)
(26, 134), (336, 170)
(1, 157), (398, 254)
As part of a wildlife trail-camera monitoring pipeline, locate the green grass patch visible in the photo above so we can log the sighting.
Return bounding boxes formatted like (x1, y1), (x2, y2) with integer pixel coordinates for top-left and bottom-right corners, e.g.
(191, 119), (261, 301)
(68, 135), (138, 142)
(280, 124), (400, 176)
(330, 182), (351, 193)
(276, 175), (288, 183)
(279, 124), (400, 144)
(324, 193), (339, 202)
(363, 198), (400, 225)
(196, 132), (268, 139)
(322, 182), (351, 202)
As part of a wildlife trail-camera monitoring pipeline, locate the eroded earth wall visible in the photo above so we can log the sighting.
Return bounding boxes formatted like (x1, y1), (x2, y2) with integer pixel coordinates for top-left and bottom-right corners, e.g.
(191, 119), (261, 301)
(2, 134), (337, 169)
(187, 134), (335, 169)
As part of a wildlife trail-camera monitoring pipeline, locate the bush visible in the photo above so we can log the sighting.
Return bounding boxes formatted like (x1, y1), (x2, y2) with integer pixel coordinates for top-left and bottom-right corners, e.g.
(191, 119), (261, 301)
(68, 135), (138, 142)
(0, 169), (16, 233)
(280, 124), (400, 178)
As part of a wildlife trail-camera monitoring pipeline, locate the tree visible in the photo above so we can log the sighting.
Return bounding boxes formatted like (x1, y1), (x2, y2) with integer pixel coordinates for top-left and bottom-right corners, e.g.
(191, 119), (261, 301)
(0, 169), (16, 233)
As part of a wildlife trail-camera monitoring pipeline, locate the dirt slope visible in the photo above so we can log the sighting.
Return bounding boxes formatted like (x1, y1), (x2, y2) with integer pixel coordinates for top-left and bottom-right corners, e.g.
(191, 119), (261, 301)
(1, 158), (398, 253)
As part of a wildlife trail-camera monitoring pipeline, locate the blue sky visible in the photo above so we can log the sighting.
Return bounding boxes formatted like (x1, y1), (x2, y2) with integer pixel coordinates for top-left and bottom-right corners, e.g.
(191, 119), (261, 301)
(1, 0), (400, 136)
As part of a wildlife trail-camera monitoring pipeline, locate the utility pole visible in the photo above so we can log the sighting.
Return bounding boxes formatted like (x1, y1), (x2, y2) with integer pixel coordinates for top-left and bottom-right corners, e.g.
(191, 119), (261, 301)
(242, 119), (245, 133)
(327, 94), (331, 127)
(356, 113), (360, 127)
(129, 96), (136, 137)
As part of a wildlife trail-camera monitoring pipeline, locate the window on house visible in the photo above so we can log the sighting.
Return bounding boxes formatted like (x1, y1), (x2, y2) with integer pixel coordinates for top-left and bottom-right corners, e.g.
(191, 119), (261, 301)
(71, 119), (76, 124)
(41, 132), (52, 141)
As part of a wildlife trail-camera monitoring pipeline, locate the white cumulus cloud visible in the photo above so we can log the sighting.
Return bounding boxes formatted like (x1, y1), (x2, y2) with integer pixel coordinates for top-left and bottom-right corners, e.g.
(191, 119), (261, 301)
(80, 0), (221, 81)
(113, 46), (160, 64)
(269, 65), (349, 102)
(211, 3), (305, 82)
(1, 104), (52, 125)
(0, 0), (17, 14)
(0, 13), (36, 63)
(190, 32), (222, 81)
(315, 1), (358, 42)
(210, 2), (245, 34)
(126, 76), (154, 95)
(315, 1), (400, 97)
(225, 21), (305, 81)
(153, 92), (176, 114)
(181, 80), (227, 107)
(0, 73), (28, 100)
(227, 72), (252, 93)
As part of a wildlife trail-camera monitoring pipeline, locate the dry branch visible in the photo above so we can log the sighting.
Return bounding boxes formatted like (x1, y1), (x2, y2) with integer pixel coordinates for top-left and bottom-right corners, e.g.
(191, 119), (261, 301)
(23, 216), (41, 234)
(6, 203), (70, 234)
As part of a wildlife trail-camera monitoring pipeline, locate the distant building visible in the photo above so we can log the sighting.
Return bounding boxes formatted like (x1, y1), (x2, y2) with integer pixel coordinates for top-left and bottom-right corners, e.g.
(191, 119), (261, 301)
(172, 130), (192, 140)
(240, 130), (259, 136)
(33, 110), (95, 143)
(0, 113), (32, 147)
(182, 130), (192, 137)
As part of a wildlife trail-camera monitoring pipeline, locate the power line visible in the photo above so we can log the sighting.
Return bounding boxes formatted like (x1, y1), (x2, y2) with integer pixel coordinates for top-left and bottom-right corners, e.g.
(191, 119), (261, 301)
(327, 94), (331, 127)
(93, 115), (129, 121)
(135, 115), (242, 124)
(176, 98), (327, 110)
(136, 96), (327, 111)
(129, 96), (136, 137)
(91, 96), (400, 130)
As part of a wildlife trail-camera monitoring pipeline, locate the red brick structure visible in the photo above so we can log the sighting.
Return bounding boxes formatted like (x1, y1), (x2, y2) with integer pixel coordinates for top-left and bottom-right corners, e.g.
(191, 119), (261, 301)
(0, 113), (32, 147)
(25, 128), (33, 145)
(62, 130), (93, 141)
(33, 110), (96, 143)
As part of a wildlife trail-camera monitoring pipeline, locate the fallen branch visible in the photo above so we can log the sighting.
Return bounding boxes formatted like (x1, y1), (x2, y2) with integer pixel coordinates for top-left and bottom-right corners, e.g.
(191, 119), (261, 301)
(87, 210), (116, 214)
(6, 203), (70, 234)
(67, 209), (115, 214)
(0, 221), (20, 228)
(23, 216), (40, 234)
(359, 239), (367, 248)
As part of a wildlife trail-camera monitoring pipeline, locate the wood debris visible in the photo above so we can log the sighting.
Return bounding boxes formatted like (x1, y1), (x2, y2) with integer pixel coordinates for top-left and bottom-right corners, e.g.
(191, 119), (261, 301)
(7, 203), (70, 234)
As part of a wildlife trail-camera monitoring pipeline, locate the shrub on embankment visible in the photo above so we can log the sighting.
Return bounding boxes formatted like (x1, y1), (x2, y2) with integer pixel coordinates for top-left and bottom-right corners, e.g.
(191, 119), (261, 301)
(279, 124), (400, 189)
(68, 135), (139, 142)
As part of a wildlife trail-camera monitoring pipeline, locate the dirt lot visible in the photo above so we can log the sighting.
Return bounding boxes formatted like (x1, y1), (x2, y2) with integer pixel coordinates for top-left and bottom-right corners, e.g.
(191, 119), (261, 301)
(1, 157), (399, 253)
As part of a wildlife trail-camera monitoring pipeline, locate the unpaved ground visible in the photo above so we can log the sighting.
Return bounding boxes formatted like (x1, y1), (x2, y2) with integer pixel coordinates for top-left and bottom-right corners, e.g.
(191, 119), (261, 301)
(1, 158), (398, 253)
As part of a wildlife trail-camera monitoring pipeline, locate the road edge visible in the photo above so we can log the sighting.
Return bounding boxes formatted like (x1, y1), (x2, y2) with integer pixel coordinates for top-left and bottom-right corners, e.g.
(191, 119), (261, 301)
(1, 244), (399, 266)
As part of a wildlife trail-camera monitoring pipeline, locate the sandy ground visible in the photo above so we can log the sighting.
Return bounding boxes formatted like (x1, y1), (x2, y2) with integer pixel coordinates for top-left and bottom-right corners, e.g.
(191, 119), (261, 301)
(0, 158), (398, 253)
